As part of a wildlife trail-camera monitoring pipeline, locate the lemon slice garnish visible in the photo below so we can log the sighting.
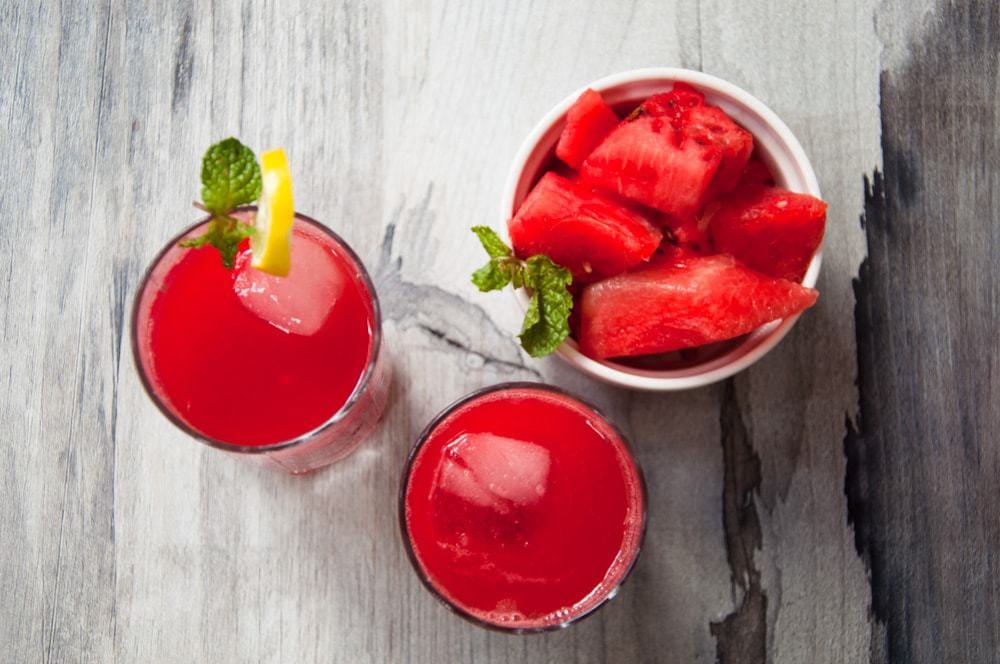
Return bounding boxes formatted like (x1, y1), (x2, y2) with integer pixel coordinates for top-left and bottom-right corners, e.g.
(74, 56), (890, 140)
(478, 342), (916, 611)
(251, 148), (295, 276)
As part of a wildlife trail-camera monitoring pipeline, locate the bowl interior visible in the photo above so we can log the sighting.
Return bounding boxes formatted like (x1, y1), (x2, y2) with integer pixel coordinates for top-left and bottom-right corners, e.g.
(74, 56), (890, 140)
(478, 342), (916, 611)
(502, 69), (822, 390)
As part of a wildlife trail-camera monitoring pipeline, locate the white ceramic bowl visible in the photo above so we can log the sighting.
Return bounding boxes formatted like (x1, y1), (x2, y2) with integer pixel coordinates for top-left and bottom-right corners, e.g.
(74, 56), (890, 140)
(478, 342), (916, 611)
(500, 68), (823, 391)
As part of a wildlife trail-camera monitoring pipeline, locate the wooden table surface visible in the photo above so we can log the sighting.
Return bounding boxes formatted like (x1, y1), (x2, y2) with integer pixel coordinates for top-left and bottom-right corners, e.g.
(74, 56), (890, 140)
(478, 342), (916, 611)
(2, 1), (996, 662)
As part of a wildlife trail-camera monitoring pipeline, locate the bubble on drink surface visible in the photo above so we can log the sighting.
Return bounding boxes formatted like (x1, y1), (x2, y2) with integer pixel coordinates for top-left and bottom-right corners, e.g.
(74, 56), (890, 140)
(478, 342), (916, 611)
(435, 433), (551, 510)
(486, 599), (525, 624)
(233, 233), (345, 336)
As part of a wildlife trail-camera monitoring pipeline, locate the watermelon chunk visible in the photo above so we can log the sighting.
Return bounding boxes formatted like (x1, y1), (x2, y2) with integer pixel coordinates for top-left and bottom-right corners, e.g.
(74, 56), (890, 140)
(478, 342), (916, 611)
(661, 214), (710, 253)
(581, 116), (721, 218)
(577, 251), (818, 359)
(641, 83), (705, 125)
(683, 105), (753, 195)
(640, 84), (753, 195)
(508, 172), (662, 282)
(555, 89), (620, 169)
(736, 157), (776, 190)
(709, 186), (827, 282)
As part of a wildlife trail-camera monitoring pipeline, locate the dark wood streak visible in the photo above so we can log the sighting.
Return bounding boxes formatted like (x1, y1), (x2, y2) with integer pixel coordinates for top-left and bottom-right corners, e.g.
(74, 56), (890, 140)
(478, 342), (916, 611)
(845, 1), (1000, 661)
(711, 381), (766, 664)
(844, 175), (891, 663)
(171, 9), (193, 113)
(374, 208), (541, 381)
(416, 324), (542, 378)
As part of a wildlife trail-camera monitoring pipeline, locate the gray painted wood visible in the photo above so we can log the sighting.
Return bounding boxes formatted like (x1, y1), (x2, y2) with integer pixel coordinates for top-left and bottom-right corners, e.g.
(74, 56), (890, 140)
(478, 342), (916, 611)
(2, 1), (990, 662)
(846, 2), (1000, 662)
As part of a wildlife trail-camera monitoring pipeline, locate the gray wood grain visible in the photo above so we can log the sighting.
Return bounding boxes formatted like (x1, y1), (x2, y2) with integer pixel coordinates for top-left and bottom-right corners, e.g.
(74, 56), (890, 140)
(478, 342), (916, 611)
(696, 3), (883, 662)
(2, 1), (985, 663)
(846, 2), (1000, 662)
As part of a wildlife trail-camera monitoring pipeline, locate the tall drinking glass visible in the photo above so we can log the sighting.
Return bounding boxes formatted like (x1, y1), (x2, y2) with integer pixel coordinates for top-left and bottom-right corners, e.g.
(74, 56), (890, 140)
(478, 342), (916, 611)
(132, 208), (389, 473)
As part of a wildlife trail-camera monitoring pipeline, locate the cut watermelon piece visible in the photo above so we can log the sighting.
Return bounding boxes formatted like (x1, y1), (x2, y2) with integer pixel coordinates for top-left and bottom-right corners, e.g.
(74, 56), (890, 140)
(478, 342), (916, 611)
(640, 85), (753, 196)
(641, 83), (705, 125)
(661, 214), (710, 253)
(577, 251), (818, 359)
(736, 157), (776, 189)
(709, 186), (827, 282)
(555, 89), (620, 169)
(508, 172), (662, 282)
(682, 104), (753, 195)
(581, 116), (721, 218)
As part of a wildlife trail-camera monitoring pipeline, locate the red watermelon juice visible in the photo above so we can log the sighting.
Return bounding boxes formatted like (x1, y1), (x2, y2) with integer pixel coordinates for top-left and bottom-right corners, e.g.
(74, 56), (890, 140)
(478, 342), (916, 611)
(400, 384), (646, 631)
(133, 209), (388, 472)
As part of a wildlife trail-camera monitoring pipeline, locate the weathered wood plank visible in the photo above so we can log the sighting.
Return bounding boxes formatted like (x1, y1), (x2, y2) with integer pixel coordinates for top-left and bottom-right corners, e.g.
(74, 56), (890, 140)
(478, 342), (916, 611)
(1, 2), (121, 662)
(846, 2), (1000, 662)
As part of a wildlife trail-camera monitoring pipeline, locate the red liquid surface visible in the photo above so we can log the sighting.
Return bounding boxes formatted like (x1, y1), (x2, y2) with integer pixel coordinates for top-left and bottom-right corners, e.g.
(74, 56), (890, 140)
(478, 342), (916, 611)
(141, 222), (375, 446)
(403, 387), (645, 629)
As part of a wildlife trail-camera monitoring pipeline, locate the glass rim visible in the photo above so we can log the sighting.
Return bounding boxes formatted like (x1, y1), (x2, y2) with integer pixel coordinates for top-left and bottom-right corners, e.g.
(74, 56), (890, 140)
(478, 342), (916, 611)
(129, 206), (383, 455)
(397, 381), (649, 634)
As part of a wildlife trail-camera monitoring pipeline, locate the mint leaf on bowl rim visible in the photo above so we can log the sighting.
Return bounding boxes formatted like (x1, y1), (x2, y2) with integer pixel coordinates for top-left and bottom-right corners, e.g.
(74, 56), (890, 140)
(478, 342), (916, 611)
(469, 226), (574, 358)
(519, 255), (573, 357)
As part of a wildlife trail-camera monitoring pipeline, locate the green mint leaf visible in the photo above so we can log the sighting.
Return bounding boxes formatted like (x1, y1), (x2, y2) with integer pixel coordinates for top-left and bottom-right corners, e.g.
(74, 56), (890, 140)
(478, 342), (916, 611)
(468, 226), (573, 357)
(509, 262), (527, 290)
(180, 138), (261, 270)
(179, 218), (254, 269)
(472, 260), (513, 291)
(471, 226), (512, 258)
(471, 227), (518, 291)
(518, 255), (573, 357)
(177, 234), (211, 249)
(200, 138), (261, 216)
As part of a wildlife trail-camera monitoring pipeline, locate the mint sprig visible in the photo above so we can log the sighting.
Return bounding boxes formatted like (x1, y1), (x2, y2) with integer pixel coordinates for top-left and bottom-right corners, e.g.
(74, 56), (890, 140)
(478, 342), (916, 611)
(201, 138), (262, 213)
(178, 217), (256, 268)
(470, 226), (573, 358)
(179, 137), (261, 268)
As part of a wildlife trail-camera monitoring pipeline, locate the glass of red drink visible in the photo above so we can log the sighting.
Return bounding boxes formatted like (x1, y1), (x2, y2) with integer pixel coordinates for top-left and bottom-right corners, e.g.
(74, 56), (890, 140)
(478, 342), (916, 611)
(400, 383), (646, 632)
(132, 207), (389, 473)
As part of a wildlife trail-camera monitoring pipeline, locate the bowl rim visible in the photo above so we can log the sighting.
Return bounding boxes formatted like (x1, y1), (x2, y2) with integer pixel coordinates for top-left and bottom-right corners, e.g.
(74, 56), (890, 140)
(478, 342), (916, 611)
(500, 67), (823, 391)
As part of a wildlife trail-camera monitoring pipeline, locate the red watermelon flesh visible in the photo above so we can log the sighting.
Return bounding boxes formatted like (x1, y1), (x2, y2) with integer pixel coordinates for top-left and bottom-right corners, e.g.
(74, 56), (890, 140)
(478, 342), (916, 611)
(581, 116), (722, 218)
(508, 172), (662, 282)
(641, 85), (753, 195)
(577, 251), (818, 359)
(661, 214), (711, 253)
(709, 186), (827, 282)
(682, 104), (754, 195)
(737, 157), (776, 189)
(641, 83), (705, 125)
(555, 89), (620, 169)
